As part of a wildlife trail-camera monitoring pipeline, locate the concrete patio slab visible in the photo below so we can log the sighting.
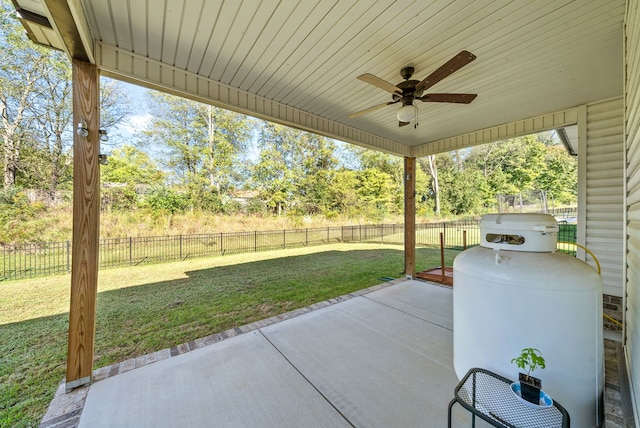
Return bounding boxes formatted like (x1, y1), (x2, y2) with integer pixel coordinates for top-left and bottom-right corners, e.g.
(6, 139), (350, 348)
(79, 329), (351, 428)
(75, 279), (465, 427)
(365, 278), (453, 330)
(41, 278), (632, 427)
(261, 287), (456, 427)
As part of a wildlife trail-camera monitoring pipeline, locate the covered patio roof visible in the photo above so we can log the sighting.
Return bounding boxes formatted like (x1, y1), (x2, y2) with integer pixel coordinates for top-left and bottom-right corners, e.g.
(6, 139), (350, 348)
(12, 0), (625, 156)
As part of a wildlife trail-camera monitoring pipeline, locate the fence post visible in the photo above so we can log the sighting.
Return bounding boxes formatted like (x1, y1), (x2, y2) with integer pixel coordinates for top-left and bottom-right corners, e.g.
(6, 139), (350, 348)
(327, 227), (330, 243)
(443, 222), (447, 248)
(66, 240), (71, 273)
(283, 229), (286, 248)
(306, 228), (308, 246)
(254, 230), (257, 253)
(179, 234), (183, 260)
(129, 237), (133, 265)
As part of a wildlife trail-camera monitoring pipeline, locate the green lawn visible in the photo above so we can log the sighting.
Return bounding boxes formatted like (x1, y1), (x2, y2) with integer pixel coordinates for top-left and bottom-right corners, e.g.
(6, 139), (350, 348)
(0, 243), (458, 427)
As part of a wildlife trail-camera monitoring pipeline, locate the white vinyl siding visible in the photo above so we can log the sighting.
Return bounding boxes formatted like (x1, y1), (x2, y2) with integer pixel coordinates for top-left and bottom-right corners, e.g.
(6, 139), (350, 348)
(582, 98), (625, 297)
(625, 0), (640, 422)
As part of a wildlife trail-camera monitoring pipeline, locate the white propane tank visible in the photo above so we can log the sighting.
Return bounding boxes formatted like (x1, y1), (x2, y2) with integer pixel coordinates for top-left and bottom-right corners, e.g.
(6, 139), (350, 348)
(453, 213), (603, 427)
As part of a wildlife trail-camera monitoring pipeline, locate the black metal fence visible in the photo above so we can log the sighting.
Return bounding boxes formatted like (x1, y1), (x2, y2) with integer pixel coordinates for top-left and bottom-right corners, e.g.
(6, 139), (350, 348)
(416, 220), (480, 250)
(1, 219), (577, 281)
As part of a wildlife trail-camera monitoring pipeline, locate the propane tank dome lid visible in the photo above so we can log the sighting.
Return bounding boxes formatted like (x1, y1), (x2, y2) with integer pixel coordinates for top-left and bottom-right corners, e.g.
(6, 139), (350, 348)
(480, 213), (558, 230)
(479, 213), (559, 252)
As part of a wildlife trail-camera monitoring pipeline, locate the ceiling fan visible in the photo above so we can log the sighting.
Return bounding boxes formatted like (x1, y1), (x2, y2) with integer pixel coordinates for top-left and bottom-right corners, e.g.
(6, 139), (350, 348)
(347, 50), (478, 127)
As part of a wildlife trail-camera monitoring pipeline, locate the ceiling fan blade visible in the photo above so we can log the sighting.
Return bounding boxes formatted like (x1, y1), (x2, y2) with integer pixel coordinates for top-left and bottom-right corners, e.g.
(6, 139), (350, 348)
(399, 121), (410, 127)
(418, 93), (477, 104)
(415, 51), (476, 92)
(357, 73), (402, 94)
(347, 101), (397, 119)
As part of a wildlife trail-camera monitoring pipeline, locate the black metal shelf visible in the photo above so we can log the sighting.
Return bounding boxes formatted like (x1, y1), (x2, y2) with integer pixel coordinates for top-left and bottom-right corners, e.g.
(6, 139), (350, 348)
(448, 367), (570, 428)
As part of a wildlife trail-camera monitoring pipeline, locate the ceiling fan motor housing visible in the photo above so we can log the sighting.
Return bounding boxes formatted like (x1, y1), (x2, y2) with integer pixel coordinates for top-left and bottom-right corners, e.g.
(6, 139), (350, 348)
(400, 66), (414, 80)
(393, 79), (424, 103)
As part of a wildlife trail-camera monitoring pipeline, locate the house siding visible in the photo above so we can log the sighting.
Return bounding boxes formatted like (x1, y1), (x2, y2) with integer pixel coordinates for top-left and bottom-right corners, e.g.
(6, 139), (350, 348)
(625, 0), (640, 422)
(583, 98), (625, 299)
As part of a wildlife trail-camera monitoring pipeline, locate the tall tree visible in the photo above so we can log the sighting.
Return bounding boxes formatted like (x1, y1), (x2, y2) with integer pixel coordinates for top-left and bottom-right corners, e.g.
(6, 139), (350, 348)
(465, 135), (548, 210)
(0, 7), (51, 188)
(252, 145), (293, 215)
(355, 168), (396, 218)
(203, 105), (253, 192)
(100, 145), (164, 185)
(297, 132), (337, 214)
(141, 93), (253, 207)
(27, 57), (73, 196)
(503, 136), (546, 207)
(19, 74), (131, 198)
(252, 123), (338, 216)
(143, 93), (206, 186)
(1, 4), (131, 196)
(421, 155), (441, 215)
(343, 145), (404, 216)
(438, 165), (488, 215)
(326, 169), (360, 216)
(349, 146), (402, 174)
(536, 145), (577, 205)
(99, 145), (165, 211)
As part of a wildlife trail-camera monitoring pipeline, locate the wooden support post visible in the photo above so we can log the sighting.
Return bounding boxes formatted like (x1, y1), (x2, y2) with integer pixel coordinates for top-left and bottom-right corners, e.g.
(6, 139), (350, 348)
(404, 157), (416, 278)
(66, 60), (100, 392)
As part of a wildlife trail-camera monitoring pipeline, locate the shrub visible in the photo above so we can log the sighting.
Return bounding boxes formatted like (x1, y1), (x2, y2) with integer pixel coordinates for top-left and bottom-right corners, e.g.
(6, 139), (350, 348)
(323, 209), (338, 220)
(143, 187), (190, 214)
(245, 197), (267, 215)
(102, 185), (138, 211)
(0, 187), (49, 243)
(192, 191), (224, 212)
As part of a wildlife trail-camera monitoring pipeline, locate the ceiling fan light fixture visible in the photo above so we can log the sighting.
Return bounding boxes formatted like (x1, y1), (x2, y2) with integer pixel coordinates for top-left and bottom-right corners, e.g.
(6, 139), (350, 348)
(397, 103), (416, 122)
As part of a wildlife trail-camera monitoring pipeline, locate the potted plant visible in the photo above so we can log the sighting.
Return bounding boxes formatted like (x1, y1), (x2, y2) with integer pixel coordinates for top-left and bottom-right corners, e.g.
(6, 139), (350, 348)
(511, 347), (546, 405)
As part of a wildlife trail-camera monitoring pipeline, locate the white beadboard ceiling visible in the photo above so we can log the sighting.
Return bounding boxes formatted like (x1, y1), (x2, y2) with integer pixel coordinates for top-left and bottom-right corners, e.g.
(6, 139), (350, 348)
(13, 0), (625, 157)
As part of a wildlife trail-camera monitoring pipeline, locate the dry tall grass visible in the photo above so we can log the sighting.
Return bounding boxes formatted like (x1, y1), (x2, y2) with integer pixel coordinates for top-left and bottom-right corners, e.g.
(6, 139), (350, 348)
(23, 207), (421, 243)
(99, 210), (408, 238)
(10, 203), (461, 245)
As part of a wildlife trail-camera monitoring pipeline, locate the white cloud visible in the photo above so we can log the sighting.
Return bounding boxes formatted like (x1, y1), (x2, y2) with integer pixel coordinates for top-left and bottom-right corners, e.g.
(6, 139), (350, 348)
(127, 113), (152, 129)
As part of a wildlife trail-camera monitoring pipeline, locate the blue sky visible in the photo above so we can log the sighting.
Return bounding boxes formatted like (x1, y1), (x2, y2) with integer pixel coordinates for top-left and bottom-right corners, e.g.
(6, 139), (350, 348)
(105, 79), (358, 168)
(109, 81), (152, 145)
(107, 79), (264, 164)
